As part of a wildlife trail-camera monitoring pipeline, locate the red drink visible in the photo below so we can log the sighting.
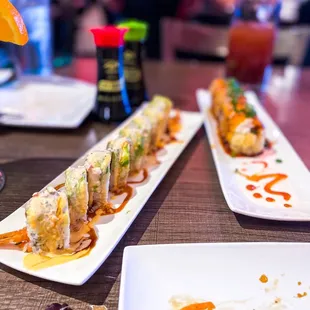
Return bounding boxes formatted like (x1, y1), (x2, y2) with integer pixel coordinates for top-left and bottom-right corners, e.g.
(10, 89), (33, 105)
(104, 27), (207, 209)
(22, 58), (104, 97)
(226, 21), (276, 84)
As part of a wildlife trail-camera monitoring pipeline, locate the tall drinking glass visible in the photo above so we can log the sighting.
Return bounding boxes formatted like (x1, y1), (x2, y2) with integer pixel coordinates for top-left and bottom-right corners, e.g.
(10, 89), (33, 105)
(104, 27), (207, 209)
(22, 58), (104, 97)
(12, 0), (53, 76)
(226, 0), (281, 87)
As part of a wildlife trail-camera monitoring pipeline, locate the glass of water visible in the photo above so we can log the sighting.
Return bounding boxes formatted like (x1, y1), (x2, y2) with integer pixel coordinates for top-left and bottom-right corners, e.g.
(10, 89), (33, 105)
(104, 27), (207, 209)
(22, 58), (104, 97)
(12, 0), (53, 76)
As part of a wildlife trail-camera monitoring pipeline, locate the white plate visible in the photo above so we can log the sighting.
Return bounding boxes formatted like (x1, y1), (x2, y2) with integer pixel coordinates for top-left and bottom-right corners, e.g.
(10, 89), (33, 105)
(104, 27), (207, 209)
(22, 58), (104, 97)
(0, 109), (203, 285)
(196, 89), (310, 221)
(0, 75), (96, 128)
(119, 243), (310, 310)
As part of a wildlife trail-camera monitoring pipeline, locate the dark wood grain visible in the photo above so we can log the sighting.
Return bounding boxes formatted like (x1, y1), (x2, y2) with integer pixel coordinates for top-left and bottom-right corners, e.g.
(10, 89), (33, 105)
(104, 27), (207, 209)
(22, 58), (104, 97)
(1, 60), (310, 310)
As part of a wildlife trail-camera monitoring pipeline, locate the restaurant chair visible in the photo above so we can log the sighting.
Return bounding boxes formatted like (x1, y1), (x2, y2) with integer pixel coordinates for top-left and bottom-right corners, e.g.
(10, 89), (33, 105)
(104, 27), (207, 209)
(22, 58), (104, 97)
(161, 18), (310, 67)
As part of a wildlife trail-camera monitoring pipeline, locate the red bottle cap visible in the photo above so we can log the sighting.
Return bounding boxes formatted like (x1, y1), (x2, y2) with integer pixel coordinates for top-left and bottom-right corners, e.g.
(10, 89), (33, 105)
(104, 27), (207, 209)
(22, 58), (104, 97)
(90, 26), (128, 48)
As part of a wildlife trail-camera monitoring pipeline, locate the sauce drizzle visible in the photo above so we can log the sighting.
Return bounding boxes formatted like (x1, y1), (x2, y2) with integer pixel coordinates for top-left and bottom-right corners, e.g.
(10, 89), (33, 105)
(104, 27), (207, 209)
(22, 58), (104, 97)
(259, 274), (268, 283)
(54, 183), (65, 191)
(266, 197), (275, 202)
(246, 184), (256, 191)
(180, 302), (216, 310)
(252, 161), (268, 169)
(238, 172), (291, 201)
(128, 169), (148, 184)
(284, 204), (292, 208)
(253, 193), (262, 199)
(111, 185), (133, 214)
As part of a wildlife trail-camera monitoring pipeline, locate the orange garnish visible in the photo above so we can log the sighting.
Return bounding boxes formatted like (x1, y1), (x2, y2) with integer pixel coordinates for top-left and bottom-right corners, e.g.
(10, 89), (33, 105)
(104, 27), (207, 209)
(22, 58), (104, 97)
(0, 0), (28, 45)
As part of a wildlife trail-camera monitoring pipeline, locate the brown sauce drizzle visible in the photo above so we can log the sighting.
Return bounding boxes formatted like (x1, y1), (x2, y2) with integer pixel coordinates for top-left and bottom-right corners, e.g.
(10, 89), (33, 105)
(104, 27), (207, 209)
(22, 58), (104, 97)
(110, 185), (133, 214)
(54, 183), (65, 191)
(128, 168), (148, 184)
(297, 292), (307, 298)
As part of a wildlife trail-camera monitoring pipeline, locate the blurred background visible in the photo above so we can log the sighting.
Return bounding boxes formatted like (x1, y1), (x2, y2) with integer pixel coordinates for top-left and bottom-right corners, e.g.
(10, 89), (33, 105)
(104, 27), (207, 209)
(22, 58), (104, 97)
(1, 0), (310, 71)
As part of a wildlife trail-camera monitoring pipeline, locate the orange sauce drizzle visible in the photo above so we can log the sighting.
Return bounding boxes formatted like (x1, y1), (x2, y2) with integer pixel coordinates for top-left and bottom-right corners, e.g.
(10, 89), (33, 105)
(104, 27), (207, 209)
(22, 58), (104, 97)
(0, 227), (29, 251)
(252, 161), (268, 169)
(253, 193), (262, 199)
(128, 169), (148, 184)
(259, 274), (268, 283)
(266, 197), (275, 202)
(168, 109), (182, 134)
(297, 292), (307, 298)
(180, 302), (216, 310)
(284, 204), (292, 208)
(239, 172), (291, 201)
(246, 184), (256, 191)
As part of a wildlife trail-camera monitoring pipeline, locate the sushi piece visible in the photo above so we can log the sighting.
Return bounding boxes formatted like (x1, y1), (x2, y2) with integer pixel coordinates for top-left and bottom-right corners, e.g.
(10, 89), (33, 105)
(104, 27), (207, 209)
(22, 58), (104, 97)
(84, 150), (112, 211)
(65, 166), (89, 230)
(143, 105), (166, 149)
(25, 187), (70, 254)
(130, 115), (152, 155)
(107, 137), (131, 193)
(209, 78), (265, 156)
(150, 95), (173, 119)
(143, 95), (173, 149)
(120, 126), (146, 174)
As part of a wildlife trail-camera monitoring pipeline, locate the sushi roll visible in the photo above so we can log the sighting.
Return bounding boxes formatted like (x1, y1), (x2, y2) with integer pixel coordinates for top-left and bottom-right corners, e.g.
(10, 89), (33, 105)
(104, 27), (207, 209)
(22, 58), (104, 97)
(143, 95), (173, 148)
(209, 78), (229, 119)
(84, 150), (112, 211)
(130, 115), (152, 155)
(209, 78), (265, 156)
(150, 95), (173, 119)
(107, 137), (131, 193)
(120, 126), (146, 174)
(25, 187), (70, 254)
(143, 105), (166, 149)
(65, 166), (89, 230)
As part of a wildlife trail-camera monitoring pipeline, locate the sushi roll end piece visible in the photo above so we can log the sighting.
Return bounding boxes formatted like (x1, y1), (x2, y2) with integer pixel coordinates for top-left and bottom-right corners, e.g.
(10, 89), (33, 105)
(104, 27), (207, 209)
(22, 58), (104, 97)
(210, 78), (266, 156)
(84, 150), (112, 212)
(25, 187), (70, 254)
(107, 137), (131, 194)
(65, 166), (89, 230)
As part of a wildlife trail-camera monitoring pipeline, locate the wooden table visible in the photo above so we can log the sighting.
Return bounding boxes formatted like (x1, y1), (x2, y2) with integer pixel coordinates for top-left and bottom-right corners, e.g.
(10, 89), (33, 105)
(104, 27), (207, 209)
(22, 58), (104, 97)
(1, 60), (310, 310)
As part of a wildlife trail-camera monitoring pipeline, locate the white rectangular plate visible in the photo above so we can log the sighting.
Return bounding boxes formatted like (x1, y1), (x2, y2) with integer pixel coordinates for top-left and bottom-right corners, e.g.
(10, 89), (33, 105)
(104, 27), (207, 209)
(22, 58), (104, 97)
(0, 75), (96, 128)
(0, 110), (203, 285)
(119, 243), (310, 310)
(196, 89), (310, 221)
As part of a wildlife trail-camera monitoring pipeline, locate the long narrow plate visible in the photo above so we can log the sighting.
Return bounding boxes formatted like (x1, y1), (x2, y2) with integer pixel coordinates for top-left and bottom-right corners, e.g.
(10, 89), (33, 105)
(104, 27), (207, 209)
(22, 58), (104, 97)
(196, 89), (310, 221)
(0, 109), (203, 285)
(119, 243), (310, 310)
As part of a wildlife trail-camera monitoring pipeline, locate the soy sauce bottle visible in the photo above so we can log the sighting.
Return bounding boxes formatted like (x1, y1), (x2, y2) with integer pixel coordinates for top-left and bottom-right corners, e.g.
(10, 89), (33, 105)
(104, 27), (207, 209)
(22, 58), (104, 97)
(117, 20), (148, 109)
(91, 26), (132, 122)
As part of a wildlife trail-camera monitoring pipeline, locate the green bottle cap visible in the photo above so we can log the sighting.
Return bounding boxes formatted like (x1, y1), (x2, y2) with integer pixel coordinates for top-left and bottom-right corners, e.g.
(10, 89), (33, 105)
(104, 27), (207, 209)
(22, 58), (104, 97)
(117, 19), (148, 42)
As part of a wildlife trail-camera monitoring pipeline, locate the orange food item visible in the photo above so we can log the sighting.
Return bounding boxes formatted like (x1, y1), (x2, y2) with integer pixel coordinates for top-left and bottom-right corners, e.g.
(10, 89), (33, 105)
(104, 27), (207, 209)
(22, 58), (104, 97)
(0, 0), (28, 45)
(181, 302), (216, 310)
(259, 274), (268, 283)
